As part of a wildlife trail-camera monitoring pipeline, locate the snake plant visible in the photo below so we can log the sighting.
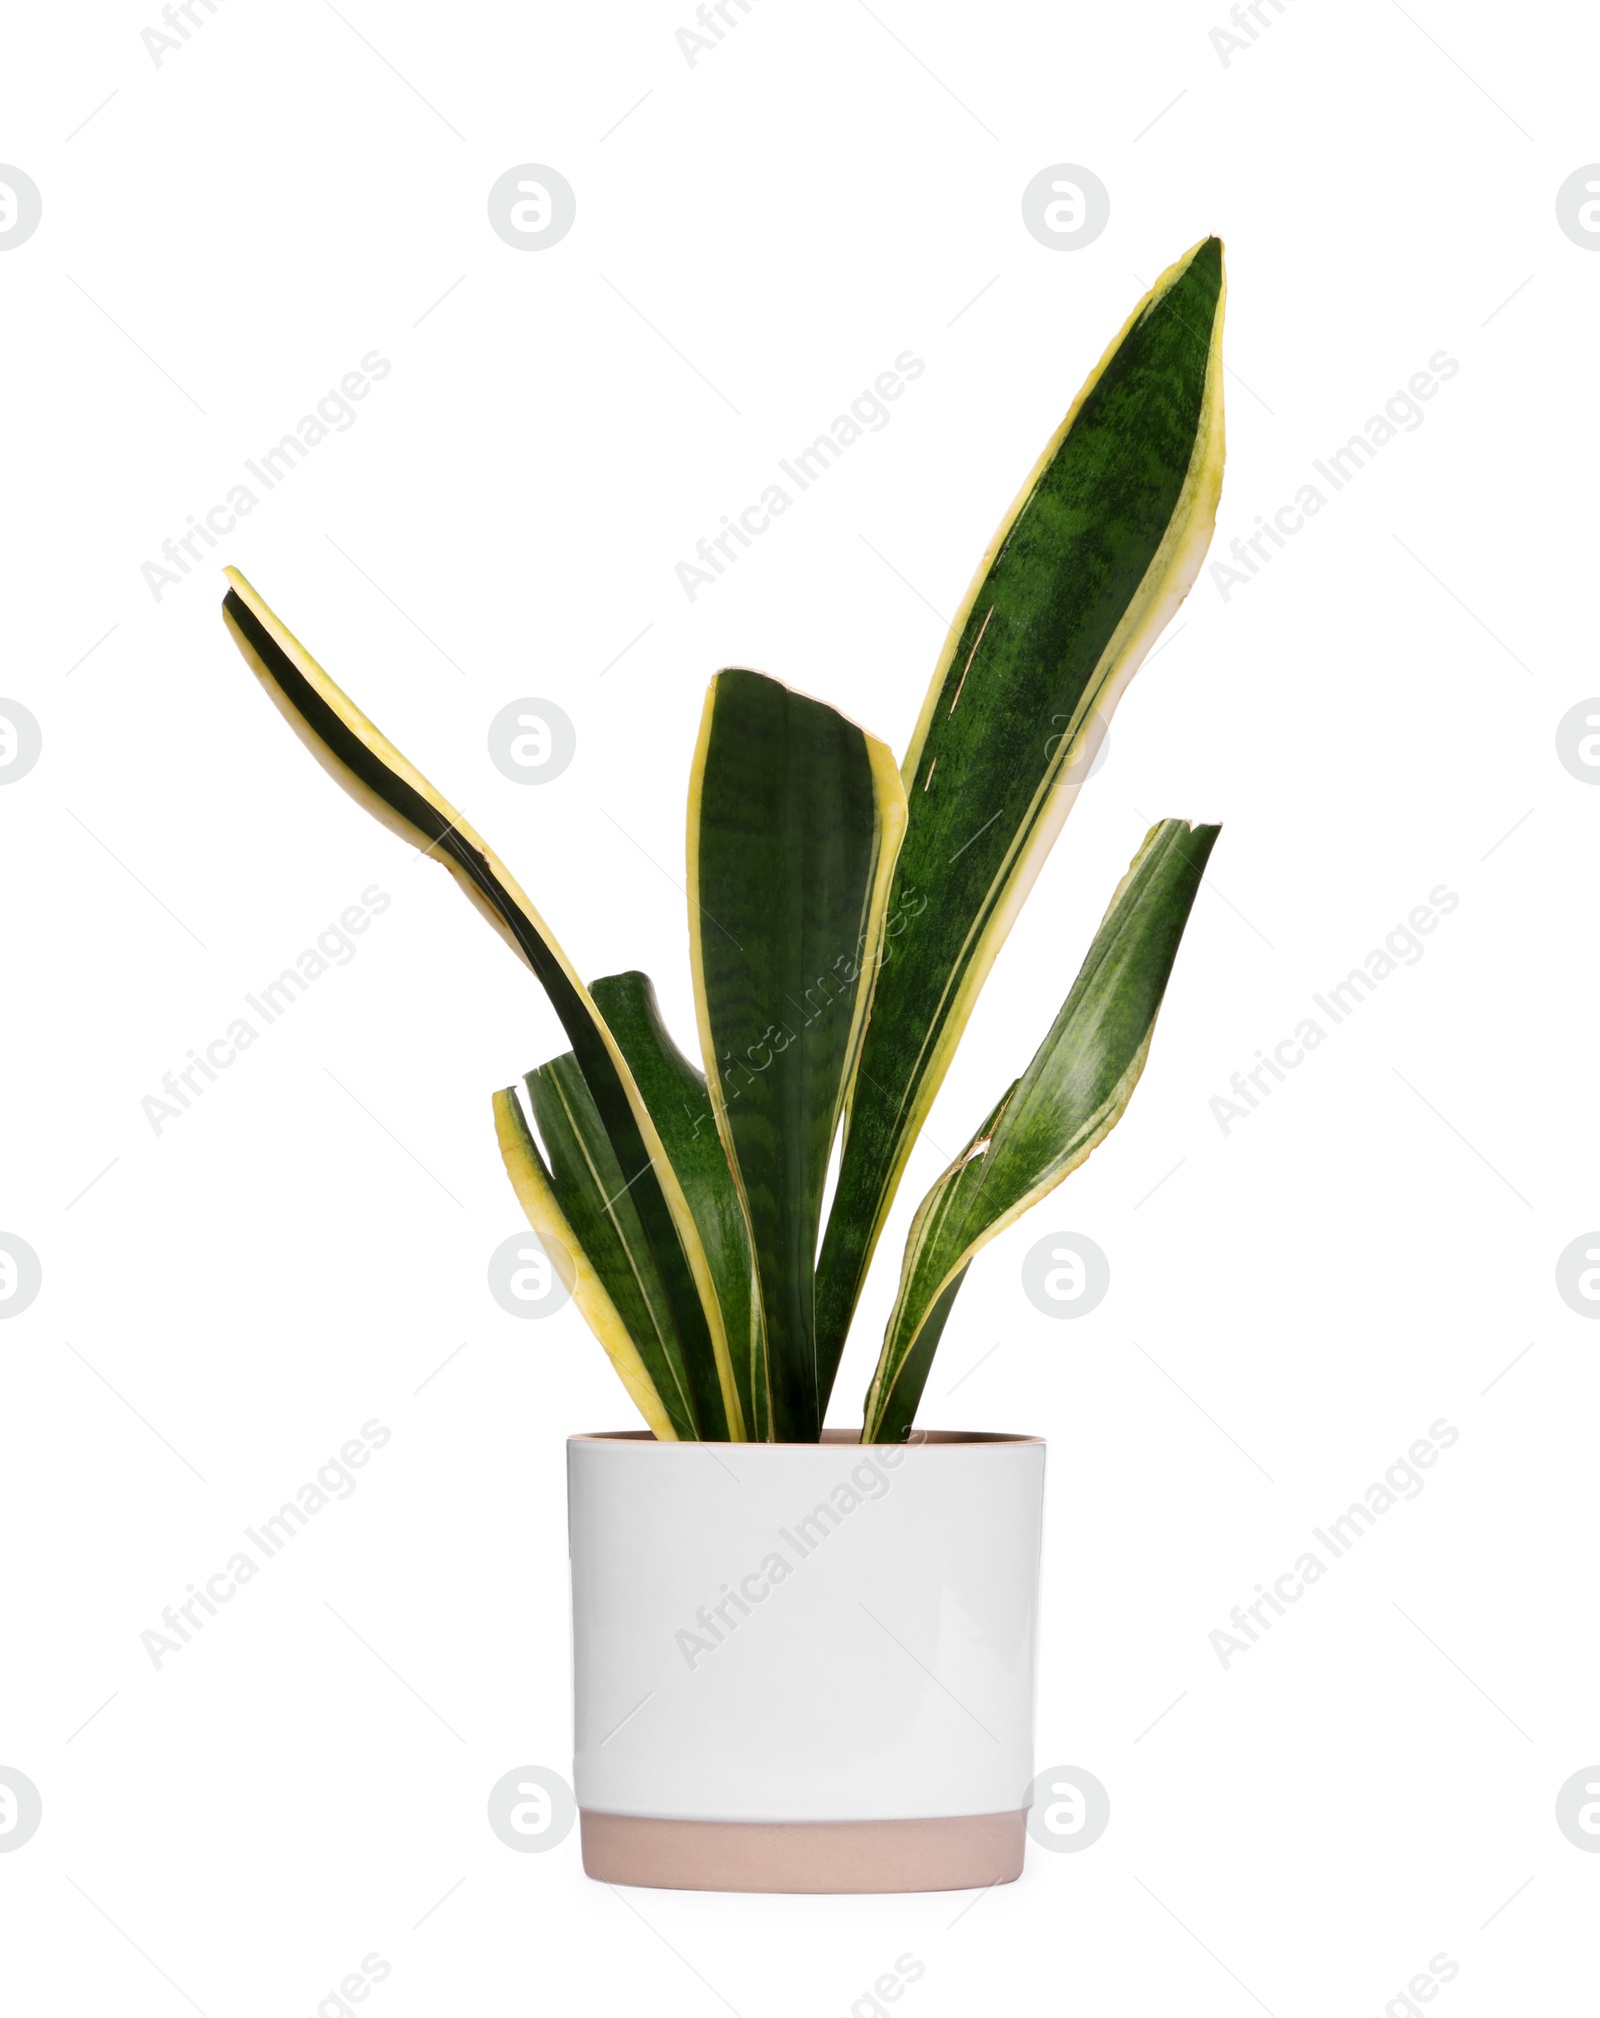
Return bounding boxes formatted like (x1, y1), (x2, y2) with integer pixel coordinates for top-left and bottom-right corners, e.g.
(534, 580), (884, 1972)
(219, 236), (1227, 1442)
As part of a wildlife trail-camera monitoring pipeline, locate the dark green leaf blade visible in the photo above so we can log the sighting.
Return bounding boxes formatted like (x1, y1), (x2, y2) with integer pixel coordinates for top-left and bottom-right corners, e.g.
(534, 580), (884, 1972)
(590, 971), (770, 1441)
(523, 1055), (712, 1439)
(688, 669), (906, 1441)
(221, 569), (737, 1438)
(863, 819), (1220, 1442)
(819, 240), (1227, 1403)
(493, 1086), (682, 1440)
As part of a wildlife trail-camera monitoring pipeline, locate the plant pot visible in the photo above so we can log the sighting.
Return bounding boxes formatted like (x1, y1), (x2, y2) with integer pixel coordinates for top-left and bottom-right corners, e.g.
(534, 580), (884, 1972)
(568, 1428), (1045, 1893)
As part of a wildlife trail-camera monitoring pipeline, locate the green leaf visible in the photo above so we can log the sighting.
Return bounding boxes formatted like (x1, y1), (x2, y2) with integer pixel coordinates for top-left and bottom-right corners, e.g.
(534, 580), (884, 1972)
(589, 971), (769, 1441)
(493, 1087), (682, 1442)
(521, 1053), (723, 1438)
(221, 569), (740, 1439)
(818, 239), (1227, 1402)
(688, 669), (906, 1441)
(862, 819), (1220, 1443)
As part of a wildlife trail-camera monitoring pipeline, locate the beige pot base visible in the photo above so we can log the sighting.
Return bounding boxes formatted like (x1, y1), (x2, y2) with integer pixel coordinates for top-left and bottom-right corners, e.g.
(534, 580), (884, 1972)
(580, 1808), (1025, 1893)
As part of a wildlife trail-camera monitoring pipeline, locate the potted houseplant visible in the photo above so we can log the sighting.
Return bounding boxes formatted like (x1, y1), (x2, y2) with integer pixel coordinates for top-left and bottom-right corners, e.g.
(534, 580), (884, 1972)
(217, 236), (1227, 1892)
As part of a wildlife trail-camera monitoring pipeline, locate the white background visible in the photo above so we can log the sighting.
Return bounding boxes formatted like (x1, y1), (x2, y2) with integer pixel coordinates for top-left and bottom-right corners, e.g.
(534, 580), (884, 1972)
(2, 0), (1597, 2011)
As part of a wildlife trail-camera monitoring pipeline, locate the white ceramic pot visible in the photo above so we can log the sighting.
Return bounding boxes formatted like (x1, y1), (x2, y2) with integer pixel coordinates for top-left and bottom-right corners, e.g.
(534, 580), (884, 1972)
(568, 1429), (1045, 1892)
